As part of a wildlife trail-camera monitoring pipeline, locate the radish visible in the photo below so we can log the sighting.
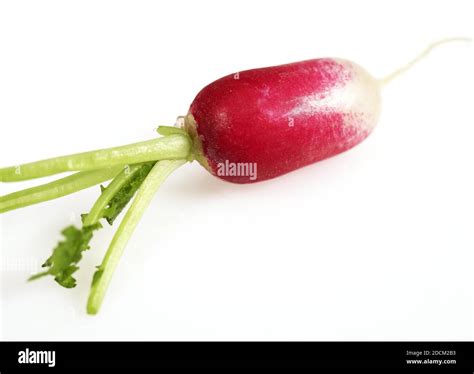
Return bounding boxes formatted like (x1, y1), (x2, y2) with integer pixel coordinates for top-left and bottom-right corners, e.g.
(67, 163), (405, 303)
(187, 58), (381, 183)
(0, 38), (470, 314)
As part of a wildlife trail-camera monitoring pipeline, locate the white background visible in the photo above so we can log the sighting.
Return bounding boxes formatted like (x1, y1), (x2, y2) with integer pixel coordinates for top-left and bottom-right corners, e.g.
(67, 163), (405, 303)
(1, 0), (473, 341)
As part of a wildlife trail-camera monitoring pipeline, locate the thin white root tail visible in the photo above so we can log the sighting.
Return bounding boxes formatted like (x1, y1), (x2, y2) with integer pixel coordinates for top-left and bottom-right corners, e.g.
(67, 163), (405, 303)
(380, 37), (473, 86)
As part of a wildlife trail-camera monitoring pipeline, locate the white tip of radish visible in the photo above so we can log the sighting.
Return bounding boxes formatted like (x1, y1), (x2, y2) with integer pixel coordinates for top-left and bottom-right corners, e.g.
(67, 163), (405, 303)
(337, 59), (382, 134)
(288, 58), (382, 134)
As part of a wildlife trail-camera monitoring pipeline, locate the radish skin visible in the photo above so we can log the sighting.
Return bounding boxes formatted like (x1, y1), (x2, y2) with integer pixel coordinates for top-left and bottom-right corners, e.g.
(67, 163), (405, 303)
(187, 58), (381, 183)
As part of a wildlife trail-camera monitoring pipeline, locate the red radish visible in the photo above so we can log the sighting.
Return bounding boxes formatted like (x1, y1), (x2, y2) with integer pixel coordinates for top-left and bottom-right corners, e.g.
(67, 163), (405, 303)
(0, 38), (470, 314)
(187, 58), (381, 183)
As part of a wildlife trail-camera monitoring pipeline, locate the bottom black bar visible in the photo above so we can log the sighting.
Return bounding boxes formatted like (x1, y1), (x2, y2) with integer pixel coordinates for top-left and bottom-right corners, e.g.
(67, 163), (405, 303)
(0, 342), (472, 372)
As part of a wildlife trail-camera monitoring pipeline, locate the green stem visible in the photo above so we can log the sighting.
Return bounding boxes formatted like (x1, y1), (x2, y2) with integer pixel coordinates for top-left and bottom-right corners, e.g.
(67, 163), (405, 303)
(82, 163), (147, 226)
(0, 166), (123, 214)
(0, 134), (191, 182)
(86, 159), (187, 315)
(156, 125), (188, 137)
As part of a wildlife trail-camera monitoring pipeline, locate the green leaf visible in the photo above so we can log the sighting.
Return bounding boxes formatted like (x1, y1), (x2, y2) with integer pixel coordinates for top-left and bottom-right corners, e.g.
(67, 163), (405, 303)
(101, 163), (153, 225)
(29, 223), (101, 288)
(91, 267), (104, 288)
(29, 163), (154, 289)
